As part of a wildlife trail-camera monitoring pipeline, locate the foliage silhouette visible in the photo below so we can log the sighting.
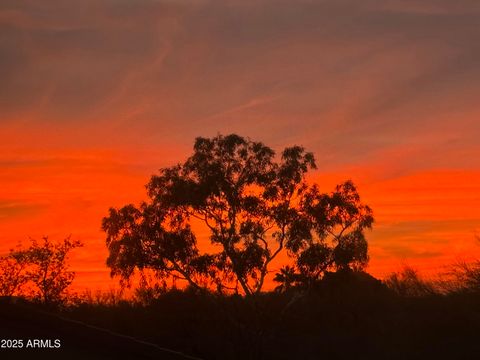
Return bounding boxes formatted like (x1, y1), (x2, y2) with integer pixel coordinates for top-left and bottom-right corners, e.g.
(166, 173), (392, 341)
(102, 134), (373, 295)
(0, 236), (82, 305)
(443, 260), (480, 293)
(2, 240), (480, 359)
(44, 267), (480, 360)
(273, 265), (302, 292)
(0, 246), (29, 297)
(384, 265), (437, 297)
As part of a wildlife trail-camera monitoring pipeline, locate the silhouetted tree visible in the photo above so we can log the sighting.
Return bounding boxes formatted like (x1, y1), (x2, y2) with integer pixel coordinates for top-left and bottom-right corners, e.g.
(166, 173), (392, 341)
(384, 266), (437, 297)
(0, 237), (82, 304)
(290, 181), (374, 284)
(444, 260), (480, 293)
(103, 134), (373, 295)
(19, 236), (82, 304)
(273, 266), (302, 292)
(0, 248), (29, 297)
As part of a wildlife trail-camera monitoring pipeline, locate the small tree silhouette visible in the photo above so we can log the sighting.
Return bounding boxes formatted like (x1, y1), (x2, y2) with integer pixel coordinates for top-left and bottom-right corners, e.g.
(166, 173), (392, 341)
(20, 236), (83, 305)
(446, 260), (480, 293)
(0, 248), (29, 297)
(1, 236), (83, 305)
(103, 134), (373, 295)
(384, 266), (437, 297)
(273, 266), (301, 292)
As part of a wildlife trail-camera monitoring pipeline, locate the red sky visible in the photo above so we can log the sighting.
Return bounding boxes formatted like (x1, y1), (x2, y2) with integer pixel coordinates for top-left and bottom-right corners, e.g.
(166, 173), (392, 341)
(1, 0), (480, 290)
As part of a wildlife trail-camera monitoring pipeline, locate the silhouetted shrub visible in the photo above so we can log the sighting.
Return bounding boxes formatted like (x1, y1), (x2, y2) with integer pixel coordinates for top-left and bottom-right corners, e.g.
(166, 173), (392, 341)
(384, 265), (437, 297)
(0, 236), (82, 305)
(439, 260), (480, 294)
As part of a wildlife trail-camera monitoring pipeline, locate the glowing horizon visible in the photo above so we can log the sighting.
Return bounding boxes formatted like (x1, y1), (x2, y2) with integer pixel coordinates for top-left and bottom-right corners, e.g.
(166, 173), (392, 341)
(1, 0), (480, 291)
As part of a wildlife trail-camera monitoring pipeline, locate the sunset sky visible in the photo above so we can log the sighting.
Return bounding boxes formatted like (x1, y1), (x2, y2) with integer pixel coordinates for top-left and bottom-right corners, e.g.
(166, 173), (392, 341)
(1, 0), (480, 290)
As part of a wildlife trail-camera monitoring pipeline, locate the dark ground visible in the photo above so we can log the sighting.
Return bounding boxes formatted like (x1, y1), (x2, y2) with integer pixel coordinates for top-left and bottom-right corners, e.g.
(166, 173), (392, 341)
(0, 298), (199, 360)
(1, 271), (480, 360)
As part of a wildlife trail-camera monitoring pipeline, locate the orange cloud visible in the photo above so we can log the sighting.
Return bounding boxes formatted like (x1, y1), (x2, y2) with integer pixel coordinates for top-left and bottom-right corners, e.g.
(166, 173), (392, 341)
(1, 0), (480, 289)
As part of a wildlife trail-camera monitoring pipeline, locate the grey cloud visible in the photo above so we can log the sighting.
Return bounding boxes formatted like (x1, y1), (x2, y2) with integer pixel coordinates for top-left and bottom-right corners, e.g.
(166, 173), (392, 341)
(0, 0), (479, 172)
(0, 0), (182, 120)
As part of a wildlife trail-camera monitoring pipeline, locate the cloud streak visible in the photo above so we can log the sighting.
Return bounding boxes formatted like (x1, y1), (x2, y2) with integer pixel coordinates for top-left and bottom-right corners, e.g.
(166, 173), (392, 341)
(1, 0), (479, 286)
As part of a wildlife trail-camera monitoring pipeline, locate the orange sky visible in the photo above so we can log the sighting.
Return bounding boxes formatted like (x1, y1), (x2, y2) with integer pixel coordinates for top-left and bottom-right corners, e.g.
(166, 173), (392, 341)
(1, 0), (480, 291)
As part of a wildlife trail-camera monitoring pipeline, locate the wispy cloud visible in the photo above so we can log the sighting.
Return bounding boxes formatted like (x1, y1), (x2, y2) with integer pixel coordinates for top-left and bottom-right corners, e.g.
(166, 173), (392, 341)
(1, 0), (479, 283)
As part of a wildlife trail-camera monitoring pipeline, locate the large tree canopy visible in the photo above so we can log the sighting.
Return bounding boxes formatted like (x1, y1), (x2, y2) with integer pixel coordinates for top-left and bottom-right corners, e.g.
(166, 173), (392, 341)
(102, 134), (373, 295)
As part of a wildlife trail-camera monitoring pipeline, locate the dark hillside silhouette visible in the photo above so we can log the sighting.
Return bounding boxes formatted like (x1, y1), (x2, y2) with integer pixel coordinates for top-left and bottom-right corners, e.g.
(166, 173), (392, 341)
(3, 270), (480, 359)
(0, 297), (200, 360)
